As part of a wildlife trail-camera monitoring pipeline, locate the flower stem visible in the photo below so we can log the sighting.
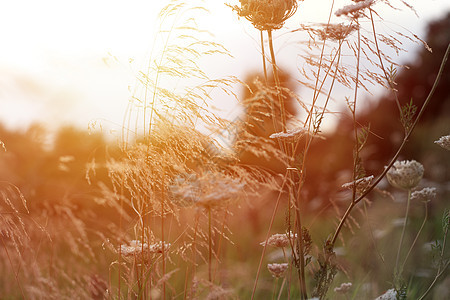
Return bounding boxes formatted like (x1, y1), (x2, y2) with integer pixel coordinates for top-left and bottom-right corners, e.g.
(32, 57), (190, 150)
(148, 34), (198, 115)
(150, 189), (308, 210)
(395, 189), (412, 278)
(401, 201), (428, 272)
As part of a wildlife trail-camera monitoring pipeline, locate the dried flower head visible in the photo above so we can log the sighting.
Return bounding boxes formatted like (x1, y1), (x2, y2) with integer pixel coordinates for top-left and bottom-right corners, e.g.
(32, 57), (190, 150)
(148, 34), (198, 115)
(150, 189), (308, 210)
(269, 126), (308, 142)
(260, 231), (297, 247)
(435, 134), (450, 150)
(267, 263), (289, 277)
(374, 288), (397, 300)
(411, 187), (437, 202)
(119, 240), (171, 261)
(335, 0), (375, 18)
(342, 175), (374, 194)
(386, 160), (424, 190)
(169, 173), (244, 209)
(231, 0), (299, 31)
(318, 23), (359, 41)
(334, 282), (352, 294)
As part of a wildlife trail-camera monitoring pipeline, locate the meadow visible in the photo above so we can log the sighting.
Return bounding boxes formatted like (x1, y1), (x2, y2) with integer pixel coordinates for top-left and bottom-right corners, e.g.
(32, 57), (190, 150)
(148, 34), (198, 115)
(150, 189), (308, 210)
(1, 1), (449, 299)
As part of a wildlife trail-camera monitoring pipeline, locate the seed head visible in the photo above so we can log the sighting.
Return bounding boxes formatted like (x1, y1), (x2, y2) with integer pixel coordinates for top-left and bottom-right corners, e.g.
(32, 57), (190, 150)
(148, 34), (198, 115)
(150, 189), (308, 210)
(261, 231), (297, 248)
(267, 263), (289, 278)
(231, 0), (299, 31)
(386, 160), (424, 190)
(318, 23), (359, 41)
(335, 0), (375, 18)
(411, 187), (436, 202)
(435, 134), (450, 150)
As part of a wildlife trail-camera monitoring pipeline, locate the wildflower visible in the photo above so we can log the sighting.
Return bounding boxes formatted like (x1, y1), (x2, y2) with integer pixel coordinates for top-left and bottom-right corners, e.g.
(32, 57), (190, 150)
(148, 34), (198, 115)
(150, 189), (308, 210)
(374, 288), (397, 300)
(269, 126), (308, 142)
(120, 240), (147, 257)
(148, 241), (171, 254)
(318, 23), (359, 41)
(231, 0), (299, 31)
(260, 231), (297, 247)
(386, 160), (424, 190)
(342, 175), (374, 194)
(335, 0), (375, 17)
(411, 187), (436, 202)
(169, 173), (244, 209)
(267, 263), (289, 278)
(119, 240), (170, 260)
(435, 134), (450, 150)
(334, 282), (352, 294)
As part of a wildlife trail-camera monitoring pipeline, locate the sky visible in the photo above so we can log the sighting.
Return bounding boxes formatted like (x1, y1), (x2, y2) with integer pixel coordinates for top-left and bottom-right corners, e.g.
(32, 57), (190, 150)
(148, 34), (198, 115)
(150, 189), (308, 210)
(1, 0), (449, 137)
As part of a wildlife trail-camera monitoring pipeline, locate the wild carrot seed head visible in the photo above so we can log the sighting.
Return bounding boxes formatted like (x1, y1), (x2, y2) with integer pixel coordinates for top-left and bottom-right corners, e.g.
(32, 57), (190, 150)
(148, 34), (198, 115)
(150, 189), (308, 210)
(386, 160), (424, 190)
(435, 134), (450, 150)
(267, 263), (289, 278)
(335, 0), (375, 18)
(231, 0), (299, 31)
(411, 187), (437, 202)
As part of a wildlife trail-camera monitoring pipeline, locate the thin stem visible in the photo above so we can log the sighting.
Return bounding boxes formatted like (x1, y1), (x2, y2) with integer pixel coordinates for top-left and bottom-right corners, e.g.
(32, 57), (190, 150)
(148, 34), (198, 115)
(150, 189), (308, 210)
(331, 43), (450, 246)
(292, 179), (308, 300)
(161, 192), (166, 299)
(267, 29), (286, 133)
(208, 208), (212, 283)
(251, 176), (288, 300)
(395, 189), (412, 277)
(261, 30), (268, 83)
(277, 277), (287, 300)
(401, 201), (428, 272)
(351, 22), (361, 203)
(369, 8), (402, 116)
(418, 224), (449, 300)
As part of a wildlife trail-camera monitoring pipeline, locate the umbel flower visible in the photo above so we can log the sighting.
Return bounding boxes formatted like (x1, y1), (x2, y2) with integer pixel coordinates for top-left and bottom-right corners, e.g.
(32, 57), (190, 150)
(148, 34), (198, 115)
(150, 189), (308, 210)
(231, 0), (299, 31)
(119, 240), (171, 261)
(260, 231), (297, 247)
(335, 0), (375, 18)
(411, 187), (437, 202)
(169, 173), (244, 209)
(435, 134), (450, 150)
(267, 263), (289, 278)
(386, 160), (424, 190)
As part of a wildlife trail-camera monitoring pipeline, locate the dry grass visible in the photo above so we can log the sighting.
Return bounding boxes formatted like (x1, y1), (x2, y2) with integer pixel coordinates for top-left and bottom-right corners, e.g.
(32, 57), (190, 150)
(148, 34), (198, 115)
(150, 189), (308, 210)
(1, 0), (449, 299)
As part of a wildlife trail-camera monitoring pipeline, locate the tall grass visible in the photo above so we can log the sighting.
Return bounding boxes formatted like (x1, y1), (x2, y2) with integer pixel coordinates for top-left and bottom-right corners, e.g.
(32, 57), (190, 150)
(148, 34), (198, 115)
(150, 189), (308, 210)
(1, 0), (449, 299)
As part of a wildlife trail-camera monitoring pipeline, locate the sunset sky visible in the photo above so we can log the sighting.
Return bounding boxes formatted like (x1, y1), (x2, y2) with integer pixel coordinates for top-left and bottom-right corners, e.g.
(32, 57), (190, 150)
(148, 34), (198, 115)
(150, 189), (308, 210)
(1, 0), (449, 136)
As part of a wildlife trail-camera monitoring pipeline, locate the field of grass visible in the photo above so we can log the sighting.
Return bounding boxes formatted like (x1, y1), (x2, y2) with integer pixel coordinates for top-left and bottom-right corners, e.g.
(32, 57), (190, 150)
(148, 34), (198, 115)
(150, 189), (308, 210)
(1, 1), (449, 299)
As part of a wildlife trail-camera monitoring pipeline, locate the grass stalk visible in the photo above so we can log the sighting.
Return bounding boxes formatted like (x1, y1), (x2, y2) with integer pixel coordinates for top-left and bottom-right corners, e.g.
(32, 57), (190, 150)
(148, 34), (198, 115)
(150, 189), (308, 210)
(331, 43), (450, 246)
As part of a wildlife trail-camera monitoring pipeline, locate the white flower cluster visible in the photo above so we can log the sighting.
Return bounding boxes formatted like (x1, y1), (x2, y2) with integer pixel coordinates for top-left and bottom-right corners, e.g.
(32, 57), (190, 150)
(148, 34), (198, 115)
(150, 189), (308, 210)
(169, 173), (244, 209)
(435, 134), (450, 150)
(374, 288), (397, 300)
(267, 263), (289, 278)
(261, 231), (297, 248)
(334, 282), (352, 294)
(411, 187), (437, 202)
(386, 160), (424, 190)
(120, 240), (171, 259)
(335, 0), (375, 17)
